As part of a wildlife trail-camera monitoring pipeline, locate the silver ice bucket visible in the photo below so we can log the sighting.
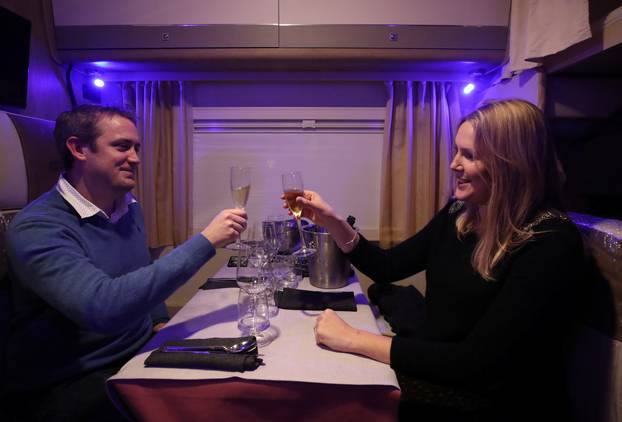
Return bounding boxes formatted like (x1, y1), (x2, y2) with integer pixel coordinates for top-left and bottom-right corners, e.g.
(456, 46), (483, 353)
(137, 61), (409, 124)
(302, 224), (350, 289)
(262, 217), (304, 255)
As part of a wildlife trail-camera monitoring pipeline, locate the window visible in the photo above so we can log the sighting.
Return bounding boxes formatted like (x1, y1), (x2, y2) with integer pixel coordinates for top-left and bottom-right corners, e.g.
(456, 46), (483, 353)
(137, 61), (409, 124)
(192, 106), (385, 239)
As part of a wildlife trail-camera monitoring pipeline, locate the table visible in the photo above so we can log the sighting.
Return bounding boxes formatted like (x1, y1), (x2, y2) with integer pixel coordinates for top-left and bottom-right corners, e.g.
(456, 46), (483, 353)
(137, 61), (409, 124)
(107, 265), (401, 421)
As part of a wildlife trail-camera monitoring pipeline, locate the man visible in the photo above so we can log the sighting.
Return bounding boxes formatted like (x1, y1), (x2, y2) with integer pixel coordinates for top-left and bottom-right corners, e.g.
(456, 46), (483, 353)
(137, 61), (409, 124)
(4, 105), (246, 420)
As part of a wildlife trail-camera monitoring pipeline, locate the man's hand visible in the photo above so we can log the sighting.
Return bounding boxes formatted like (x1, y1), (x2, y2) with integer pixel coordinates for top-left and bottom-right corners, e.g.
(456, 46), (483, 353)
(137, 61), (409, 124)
(201, 208), (248, 248)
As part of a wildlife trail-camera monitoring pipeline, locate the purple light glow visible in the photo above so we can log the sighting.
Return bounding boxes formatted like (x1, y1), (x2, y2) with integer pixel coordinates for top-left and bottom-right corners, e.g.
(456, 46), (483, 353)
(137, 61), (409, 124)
(93, 78), (105, 88)
(92, 61), (112, 68)
(462, 83), (475, 95)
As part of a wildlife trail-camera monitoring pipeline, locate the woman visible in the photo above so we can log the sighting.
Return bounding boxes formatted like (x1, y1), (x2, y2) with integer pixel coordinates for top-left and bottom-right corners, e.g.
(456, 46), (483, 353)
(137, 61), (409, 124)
(289, 100), (584, 421)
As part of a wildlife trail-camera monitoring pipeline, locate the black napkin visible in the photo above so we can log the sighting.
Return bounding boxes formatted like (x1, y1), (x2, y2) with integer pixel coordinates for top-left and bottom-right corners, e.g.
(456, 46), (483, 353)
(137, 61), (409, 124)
(227, 255), (248, 267)
(276, 288), (357, 312)
(199, 278), (239, 290)
(145, 337), (263, 372)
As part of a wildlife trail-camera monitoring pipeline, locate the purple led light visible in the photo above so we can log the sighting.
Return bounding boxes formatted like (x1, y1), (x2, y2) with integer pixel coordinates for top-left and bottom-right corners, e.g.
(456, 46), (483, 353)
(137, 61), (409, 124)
(462, 83), (475, 95)
(93, 78), (105, 88)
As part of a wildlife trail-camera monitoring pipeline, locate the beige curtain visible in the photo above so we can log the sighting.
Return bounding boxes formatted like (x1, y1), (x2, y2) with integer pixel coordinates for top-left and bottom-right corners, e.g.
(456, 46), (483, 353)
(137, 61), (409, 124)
(500, 0), (591, 81)
(379, 81), (461, 248)
(122, 81), (193, 248)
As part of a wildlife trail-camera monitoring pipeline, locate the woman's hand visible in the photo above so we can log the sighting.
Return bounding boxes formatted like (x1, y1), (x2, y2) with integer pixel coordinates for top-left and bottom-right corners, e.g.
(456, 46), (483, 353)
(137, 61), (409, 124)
(281, 190), (338, 228)
(281, 190), (359, 252)
(314, 309), (359, 353)
(314, 309), (393, 364)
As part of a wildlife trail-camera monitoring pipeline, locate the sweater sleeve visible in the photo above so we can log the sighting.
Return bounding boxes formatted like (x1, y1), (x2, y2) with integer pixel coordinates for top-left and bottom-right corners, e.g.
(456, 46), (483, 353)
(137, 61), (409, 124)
(7, 218), (215, 335)
(150, 302), (170, 326)
(389, 221), (583, 388)
(347, 201), (453, 283)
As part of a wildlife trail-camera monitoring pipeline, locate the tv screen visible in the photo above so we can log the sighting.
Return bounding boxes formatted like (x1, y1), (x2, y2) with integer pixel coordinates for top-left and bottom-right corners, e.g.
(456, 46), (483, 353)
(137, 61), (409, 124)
(0, 6), (31, 108)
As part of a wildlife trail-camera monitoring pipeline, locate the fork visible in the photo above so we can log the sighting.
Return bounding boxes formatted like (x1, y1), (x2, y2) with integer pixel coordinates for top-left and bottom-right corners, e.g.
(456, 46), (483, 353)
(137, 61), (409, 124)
(161, 339), (254, 353)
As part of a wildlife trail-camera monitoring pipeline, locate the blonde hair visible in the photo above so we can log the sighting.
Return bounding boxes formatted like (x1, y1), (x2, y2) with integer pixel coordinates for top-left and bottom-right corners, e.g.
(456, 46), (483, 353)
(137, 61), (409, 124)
(456, 99), (564, 280)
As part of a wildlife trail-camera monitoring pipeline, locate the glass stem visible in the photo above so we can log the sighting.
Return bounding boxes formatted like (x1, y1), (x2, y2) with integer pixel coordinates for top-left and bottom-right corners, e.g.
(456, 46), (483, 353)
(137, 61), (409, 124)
(250, 293), (257, 335)
(235, 206), (244, 247)
(295, 217), (308, 251)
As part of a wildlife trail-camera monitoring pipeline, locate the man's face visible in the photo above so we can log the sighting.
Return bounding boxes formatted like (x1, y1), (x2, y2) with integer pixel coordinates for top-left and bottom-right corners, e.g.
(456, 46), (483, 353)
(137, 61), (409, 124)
(84, 115), (141, 195)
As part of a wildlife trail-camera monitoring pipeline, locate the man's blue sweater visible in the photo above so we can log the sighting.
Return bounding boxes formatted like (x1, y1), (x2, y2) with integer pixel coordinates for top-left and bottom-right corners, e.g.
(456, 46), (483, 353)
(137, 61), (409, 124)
(6, 188), (215, 390)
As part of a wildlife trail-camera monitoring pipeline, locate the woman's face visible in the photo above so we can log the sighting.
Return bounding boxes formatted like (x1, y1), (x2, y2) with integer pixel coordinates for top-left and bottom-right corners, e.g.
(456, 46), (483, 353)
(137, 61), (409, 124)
(450, 122), (490, 205)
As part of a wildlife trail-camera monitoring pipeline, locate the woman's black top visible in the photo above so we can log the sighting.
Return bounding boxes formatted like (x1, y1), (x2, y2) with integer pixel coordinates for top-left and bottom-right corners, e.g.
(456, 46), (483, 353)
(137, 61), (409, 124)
(348, 200), (584, 418)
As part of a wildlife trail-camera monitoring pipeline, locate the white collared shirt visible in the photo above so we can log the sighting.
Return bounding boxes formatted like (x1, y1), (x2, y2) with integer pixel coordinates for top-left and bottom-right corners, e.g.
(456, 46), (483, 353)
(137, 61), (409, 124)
(56, 174), (136, 224)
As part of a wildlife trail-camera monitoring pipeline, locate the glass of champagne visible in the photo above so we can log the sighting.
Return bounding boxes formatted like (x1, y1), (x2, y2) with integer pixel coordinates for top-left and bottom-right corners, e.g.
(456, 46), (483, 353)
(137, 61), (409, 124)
(228, 166), (251, 250)
(281, 171), (316, 258)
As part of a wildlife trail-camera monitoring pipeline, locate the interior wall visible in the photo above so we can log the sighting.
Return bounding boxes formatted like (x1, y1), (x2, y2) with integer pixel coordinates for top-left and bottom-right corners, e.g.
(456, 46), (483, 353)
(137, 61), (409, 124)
(0, 0), (71, 120)
(192, 81), (388, 107)
(191, 81), (388, 239)
(162, 80), (419, 311)
(470, 68), (543, 111)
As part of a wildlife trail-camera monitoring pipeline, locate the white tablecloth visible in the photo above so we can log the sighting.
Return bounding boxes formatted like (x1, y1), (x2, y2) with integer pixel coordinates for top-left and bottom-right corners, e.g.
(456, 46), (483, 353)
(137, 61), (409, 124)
(109, 266), (399, 389)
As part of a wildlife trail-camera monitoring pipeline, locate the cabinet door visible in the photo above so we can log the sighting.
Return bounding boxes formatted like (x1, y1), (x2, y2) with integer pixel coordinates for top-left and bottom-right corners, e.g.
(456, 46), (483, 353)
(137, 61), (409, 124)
(279, 0), (509, 49)
(279, 0), (510, 26)
(52, 0), (278, 25)
(53, 0), (278, 48)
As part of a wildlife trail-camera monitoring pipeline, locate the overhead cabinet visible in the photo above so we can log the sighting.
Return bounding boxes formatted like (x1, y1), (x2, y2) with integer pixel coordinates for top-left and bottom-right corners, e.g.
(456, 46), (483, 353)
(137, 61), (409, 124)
(52, 0), (279, 48)
(53, 0), (509, 51)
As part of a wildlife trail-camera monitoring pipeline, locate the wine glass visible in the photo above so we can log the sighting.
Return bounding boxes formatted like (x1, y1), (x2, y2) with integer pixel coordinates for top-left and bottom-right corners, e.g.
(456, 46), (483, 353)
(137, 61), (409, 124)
(227, 166), (251, 250)
(236, 243), (267, 296)
(262, 221), (280, 264)
(246, 221), (268, 270)
(281, 171), (316, 258)
(236, 246), (270, 343)
(237, 289), (270, 336)
(272, 254), (298, 290)
(262, 221), (280, 317)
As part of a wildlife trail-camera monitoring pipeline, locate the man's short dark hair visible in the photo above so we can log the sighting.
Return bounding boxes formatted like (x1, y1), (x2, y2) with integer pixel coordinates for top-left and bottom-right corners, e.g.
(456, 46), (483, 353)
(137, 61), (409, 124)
(54, 105), (136, 171)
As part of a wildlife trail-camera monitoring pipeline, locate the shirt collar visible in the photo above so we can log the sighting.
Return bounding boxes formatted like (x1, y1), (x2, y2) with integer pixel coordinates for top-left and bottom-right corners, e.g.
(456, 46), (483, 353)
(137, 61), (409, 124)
(56, 174), (136, 223)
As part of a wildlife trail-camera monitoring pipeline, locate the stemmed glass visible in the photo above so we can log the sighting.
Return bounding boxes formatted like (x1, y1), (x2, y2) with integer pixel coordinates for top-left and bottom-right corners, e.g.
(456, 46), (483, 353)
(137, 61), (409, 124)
(262, 221), (280, 264)
(227, 166), (251, 250)
(262, 221), (280, 317)
(281, 171), (316, 258)
(236, 245), (270, 342)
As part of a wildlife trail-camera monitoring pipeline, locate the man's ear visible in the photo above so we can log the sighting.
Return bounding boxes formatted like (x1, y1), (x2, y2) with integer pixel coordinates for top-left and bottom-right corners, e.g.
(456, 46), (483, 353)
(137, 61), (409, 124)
(65, 136), (88, 162)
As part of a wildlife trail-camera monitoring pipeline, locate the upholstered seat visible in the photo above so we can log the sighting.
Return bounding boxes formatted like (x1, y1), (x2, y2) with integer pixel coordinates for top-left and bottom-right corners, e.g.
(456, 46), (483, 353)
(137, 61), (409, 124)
(0, 110), (61, 389)
(567, 213), (622, 422)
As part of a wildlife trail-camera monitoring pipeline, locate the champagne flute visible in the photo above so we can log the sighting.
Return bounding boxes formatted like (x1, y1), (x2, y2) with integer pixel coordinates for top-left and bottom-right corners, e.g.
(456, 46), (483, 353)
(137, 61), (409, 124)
(228, 166), (251, 250)
(281, 171), (316, 258)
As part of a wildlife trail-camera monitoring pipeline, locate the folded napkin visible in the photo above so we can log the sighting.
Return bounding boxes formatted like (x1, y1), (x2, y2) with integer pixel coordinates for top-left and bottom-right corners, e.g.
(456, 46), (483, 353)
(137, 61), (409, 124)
(276, 288), (357, 312)
(199, 278), (239, 290)
(145, 337), (263, 372)
(227, 255), (248, 267)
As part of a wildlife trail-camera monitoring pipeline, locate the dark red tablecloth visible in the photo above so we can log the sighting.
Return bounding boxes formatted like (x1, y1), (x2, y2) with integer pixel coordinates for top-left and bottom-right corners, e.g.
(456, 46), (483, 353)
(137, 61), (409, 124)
(110, 378), (400, 421)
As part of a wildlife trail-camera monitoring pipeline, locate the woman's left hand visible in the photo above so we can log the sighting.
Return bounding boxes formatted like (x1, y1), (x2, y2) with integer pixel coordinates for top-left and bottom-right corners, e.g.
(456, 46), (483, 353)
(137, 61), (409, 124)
(314, 309), (358, 353)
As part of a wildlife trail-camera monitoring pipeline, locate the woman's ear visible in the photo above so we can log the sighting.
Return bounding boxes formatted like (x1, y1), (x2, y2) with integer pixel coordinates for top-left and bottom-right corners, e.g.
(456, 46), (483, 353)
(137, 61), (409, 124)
(65, 136), (87, 162)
